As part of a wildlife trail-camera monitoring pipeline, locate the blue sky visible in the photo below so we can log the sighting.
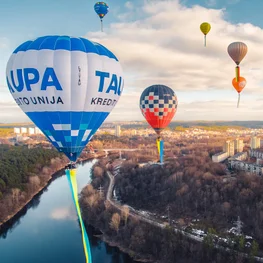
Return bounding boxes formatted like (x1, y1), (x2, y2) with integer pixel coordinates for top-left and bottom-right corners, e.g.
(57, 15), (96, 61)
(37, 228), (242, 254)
(1, 0), (263, 122)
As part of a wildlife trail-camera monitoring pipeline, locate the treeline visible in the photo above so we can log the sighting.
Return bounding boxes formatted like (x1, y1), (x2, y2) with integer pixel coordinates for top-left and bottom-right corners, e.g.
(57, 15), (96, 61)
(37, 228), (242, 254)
(0, 144), (62, 197)
(80, 159), (256, 263)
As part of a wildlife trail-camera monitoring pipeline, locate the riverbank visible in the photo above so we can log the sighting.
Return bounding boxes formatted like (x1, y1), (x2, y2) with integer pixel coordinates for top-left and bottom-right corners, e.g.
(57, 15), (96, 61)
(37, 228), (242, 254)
(96, 233), (154, 263)
(0, 152), (106, 228)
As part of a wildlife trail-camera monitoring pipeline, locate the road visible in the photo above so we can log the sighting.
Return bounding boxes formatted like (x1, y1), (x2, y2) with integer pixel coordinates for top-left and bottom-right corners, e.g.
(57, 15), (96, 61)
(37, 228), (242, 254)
(105, 164), (263, 262)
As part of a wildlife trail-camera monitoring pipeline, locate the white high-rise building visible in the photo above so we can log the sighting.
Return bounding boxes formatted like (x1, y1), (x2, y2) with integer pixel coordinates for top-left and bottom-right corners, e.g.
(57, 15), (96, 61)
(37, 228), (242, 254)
(223, 140), (235, 157)
(14, 127), (20, 134)
(21, 127), (27, 134)
(234, 139), (244, 153)
(250, 136), (260, 149)
(35, 127), (42, 134)
(115, 125), (121, 137)
(28, 128), (35, 135)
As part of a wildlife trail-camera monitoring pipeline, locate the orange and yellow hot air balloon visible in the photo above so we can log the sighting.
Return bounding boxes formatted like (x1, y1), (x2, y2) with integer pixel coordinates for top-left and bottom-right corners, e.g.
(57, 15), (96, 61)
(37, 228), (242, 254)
(200, 22), (211, 47)
(232, 76), (246, 108)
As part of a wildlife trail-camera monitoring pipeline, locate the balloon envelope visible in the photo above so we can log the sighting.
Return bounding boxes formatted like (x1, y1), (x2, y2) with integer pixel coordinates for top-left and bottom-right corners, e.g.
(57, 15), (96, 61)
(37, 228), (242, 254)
(228, 42), (247, 65)
(139, 85), (178, 135)
(6, 35), (124, 161)
(94, 2), (109, 19)
(232, 76), (246, 93)
(200, 22), (211, 35)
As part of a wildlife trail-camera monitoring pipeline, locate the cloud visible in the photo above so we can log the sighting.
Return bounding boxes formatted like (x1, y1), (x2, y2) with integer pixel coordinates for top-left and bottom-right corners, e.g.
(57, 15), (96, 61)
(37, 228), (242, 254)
(1, 1), (262, 123)
(125, 1), (134, 10)
(226, 0), (240, 4)
(50, 207), (77, 221)
(0, 37), (9, 49)
(83, 0), (263, 121)
(206, 0), (217, 7)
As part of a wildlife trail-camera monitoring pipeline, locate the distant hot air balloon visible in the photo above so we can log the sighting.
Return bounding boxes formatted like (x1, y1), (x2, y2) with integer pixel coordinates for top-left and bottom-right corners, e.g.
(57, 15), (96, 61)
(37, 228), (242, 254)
(6, 35), (124, 263)
(232, 76), (246, 108)
(94, 2), (109, 32)
(227, 42), (247, 81)
(139, 85), (178, 163)
(200, 22), (211, 47)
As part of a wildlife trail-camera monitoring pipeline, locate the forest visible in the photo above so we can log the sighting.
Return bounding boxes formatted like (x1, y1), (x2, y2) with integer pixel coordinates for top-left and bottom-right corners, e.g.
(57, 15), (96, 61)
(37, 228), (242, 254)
(0, 144), (68, 224)
(80, 158), (260, 263)
(114, 154), (263, 252)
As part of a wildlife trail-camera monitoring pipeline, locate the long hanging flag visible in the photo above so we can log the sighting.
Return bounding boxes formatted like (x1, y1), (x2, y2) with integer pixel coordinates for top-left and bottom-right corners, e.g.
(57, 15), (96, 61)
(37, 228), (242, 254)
(156, 138), (164, 163)
(66, 169), (92, 263)
(156, 138), (161, 157)
(159, 139), (164, 163)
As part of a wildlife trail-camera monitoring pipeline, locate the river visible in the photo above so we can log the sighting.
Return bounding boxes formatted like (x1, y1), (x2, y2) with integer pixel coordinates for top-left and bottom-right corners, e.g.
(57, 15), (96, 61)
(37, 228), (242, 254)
(0, 159), (139, 263)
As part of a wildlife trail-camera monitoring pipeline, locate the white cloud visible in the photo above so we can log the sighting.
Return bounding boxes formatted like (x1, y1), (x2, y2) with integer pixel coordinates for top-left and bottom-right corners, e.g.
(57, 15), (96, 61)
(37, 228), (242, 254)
(84, 0), (263, 121)
(50, 207), (77, 221)
(1, 1), (263, 123)
(0, 37), (9, 49)
(125, 1), (134, 10)
(226, 0), (240, 4)
(206, 0), (217, 6)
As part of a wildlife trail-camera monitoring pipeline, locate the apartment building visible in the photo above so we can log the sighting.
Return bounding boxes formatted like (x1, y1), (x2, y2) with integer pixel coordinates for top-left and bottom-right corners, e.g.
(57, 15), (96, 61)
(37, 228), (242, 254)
(229, 152), (247, 161)
(212, 151), (229, 163)
(234, 139), (244, 153)
(229, 160), (263, 176)
(250, 136), (261, 149)
(223, 140), (235, 157)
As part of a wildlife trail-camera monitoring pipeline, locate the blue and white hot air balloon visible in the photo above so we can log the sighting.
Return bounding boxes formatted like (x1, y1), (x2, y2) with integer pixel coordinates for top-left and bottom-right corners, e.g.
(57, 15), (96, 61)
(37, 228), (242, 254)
(6, 35), (124, 162)
(6, 35), (124, 263)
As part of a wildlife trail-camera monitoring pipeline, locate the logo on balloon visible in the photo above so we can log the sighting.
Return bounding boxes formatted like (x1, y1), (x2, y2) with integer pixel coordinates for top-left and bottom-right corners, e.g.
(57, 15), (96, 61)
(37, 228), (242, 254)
(7, 67), (62, 93)
(239, 81), (246, 88)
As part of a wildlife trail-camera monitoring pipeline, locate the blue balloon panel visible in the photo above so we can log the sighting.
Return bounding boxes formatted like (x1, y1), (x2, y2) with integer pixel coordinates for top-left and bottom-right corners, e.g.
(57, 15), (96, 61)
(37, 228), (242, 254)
(26, 111), (109, 161)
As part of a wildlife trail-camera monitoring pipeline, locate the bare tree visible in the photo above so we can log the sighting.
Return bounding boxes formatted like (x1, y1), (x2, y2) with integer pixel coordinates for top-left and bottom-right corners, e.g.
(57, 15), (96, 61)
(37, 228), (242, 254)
(121, 205), (129, 225)
(110, 212), (121, 233)
(93, 166), (104, 177)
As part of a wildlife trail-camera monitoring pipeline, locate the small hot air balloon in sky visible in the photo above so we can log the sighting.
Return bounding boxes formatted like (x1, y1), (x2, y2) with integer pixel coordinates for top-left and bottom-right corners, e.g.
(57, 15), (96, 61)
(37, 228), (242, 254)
(232, 76), (246, 108)
(139, 85), (178, 163)
(200, 22), (211, 47)
(228, 42), (248, 107)
(227, 42), (248, 81)
(94, 2), (109, 32)
(6, 35), (124, 263)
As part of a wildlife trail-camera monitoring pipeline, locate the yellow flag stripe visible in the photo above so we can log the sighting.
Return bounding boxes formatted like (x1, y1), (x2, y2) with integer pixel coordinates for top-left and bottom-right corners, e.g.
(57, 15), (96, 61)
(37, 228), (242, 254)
(66, 169), (92, 263)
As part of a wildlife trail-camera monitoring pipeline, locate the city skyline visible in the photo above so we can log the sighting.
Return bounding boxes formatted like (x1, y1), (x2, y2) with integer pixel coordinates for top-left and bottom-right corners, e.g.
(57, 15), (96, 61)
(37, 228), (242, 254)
(1, 0), (263, 122)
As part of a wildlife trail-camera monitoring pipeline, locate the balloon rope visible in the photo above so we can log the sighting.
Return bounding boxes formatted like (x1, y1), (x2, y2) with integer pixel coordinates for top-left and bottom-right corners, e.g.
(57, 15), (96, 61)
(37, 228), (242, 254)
(237, 93), (240, 108)
(204, 35), (206, 47)
(66, 169), (92, 263)
(235, 66), (240, 82)
(101, 19), (103, 32)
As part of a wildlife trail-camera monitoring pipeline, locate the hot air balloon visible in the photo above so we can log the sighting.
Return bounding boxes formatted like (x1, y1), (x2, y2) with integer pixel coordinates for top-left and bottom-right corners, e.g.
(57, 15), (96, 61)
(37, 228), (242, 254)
(94, 2), (109, 32)
(200, 22), (211, 47)
(139, 85), (178, 163)
(6, 35), (124, 263)
(232, 76), (246, 108)
(227, 42), (247, 81)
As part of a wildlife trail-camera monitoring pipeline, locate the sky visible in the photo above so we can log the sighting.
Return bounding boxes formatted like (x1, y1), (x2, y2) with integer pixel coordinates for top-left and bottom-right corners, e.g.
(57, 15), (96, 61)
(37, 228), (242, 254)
(1, 0), (263, 122)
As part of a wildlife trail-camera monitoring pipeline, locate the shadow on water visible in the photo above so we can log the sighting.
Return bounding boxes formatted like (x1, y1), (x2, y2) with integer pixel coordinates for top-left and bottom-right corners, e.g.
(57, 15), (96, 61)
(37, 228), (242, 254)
(0, 168), (65, 239)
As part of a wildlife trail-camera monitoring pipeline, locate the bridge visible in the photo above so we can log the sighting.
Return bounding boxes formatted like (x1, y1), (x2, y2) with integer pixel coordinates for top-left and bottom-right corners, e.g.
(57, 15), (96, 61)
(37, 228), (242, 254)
(93, 148), (141, 158)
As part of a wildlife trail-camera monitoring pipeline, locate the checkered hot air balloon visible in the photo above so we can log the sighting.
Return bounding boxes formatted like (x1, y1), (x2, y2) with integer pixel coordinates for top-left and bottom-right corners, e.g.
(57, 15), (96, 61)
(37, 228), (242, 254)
(139, 85), (178, 164)
(140, 84), (178, 135)
(94, 2), (109, 32)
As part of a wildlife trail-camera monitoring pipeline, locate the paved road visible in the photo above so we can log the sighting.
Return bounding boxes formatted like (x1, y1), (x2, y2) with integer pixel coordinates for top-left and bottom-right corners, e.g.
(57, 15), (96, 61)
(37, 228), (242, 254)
(105, 165), (263, 262)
